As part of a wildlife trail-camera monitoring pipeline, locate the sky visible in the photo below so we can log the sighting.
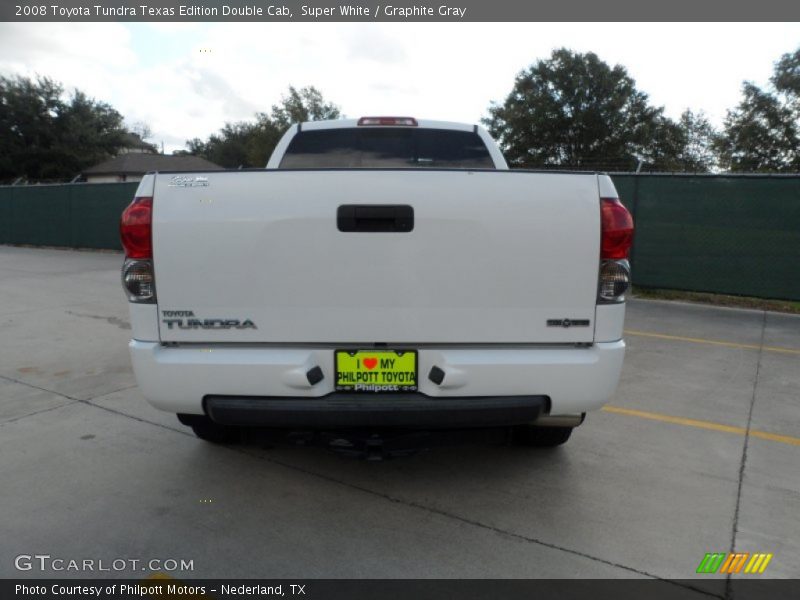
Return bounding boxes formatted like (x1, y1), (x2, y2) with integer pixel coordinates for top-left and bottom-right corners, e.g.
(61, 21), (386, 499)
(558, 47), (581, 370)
(1, 22), (798, 155)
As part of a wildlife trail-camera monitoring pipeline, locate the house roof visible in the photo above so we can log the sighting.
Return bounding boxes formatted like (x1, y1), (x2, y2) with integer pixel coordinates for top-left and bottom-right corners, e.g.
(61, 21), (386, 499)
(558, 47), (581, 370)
(83, 154), (224, 175)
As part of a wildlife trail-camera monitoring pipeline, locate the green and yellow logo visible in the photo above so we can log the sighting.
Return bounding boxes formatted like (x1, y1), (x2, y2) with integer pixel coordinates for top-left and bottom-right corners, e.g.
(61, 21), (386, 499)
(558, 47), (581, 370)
(696, 552), (773, 574)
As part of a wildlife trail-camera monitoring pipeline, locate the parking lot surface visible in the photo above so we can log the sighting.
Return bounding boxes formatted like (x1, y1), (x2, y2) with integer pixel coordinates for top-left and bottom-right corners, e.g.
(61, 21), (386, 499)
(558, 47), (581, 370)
(1, 246), (798, 589)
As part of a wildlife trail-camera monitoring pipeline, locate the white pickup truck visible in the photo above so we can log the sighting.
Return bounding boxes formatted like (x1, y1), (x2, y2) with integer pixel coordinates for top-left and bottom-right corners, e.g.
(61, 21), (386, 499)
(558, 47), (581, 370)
(120, 117), (633, 452)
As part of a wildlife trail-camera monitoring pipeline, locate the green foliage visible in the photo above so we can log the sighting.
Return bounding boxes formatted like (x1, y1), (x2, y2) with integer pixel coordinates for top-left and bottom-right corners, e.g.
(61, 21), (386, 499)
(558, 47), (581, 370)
(183, 86), (341, 168)
(483, 49), (704, 172)
(182, 122), (259, 169)
(673, 110), (718, 173)
(772, 48), (800, 108)
(268, 86), (341, 129)
(0, 75), (129, 182)
(716, 47), (800, 173)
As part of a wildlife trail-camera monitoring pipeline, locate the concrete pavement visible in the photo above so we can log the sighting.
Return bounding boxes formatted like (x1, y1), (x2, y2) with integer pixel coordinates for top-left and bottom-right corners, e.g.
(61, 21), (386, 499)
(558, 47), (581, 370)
(1, 246), (798, 589)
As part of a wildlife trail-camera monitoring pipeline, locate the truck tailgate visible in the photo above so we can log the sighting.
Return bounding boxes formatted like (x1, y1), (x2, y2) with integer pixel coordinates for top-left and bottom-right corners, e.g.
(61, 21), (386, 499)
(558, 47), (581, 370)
(152, 170), (600, 344)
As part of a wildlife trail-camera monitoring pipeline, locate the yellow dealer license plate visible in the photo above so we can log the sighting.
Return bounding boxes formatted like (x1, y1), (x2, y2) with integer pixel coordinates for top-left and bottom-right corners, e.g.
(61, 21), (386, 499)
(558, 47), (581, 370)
(335, 350), (418, 392)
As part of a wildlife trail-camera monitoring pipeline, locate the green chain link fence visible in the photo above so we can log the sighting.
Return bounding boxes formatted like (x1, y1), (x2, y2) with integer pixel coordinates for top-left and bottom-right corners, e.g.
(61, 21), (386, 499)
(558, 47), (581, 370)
(1, 175), (799, 300)
(613, 174), (800, 301)
(0, 182), (138, 250)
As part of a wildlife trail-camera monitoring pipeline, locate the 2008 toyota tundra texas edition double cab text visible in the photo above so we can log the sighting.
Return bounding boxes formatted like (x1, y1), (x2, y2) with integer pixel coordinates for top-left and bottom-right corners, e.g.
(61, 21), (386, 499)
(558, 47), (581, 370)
(120, 117), (634, 452)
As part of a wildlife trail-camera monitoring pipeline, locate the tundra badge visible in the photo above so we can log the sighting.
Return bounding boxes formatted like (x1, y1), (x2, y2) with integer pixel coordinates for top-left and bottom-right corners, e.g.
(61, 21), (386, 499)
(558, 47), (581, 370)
(161, 310), (256, 330)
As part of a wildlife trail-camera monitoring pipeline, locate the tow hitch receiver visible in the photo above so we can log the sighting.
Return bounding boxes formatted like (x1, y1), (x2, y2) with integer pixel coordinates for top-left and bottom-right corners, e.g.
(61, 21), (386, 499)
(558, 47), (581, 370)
(246, 428), (512, 460)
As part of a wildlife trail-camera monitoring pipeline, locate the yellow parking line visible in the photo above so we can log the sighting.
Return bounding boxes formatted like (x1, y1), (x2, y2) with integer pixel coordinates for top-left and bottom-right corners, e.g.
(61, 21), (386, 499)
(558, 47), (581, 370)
(601, 405), (800, 447)
(750, 430), (800, 447)
(624, 329), (800, 356)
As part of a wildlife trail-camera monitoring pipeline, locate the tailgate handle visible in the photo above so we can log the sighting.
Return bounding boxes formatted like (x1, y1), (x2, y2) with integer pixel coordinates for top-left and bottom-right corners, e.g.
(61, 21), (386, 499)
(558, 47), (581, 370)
(337, 205), (414, 233)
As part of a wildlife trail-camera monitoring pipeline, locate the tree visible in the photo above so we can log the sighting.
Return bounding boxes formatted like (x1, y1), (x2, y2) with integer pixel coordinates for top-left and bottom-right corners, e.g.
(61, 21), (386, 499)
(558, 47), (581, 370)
(672, 110), (718, 173)
(716, 47), (800, 172)
(483, 49), (698, 172)
(183, 86), (341, 168)
(772, 48), (800, 111)
(0, 75), (130, 182)
(124, 120), (158, 153)
(181, 122), (259, 168)
(267, 86), (341, 130)
(126, 120), (153, 143)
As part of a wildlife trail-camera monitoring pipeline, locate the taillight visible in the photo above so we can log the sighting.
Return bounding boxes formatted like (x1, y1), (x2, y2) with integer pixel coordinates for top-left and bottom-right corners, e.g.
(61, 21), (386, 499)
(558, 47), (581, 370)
(120, 196), (155, 303)
(122, 258), (156, 303)
(600, 198), (633, 259)
(598, 259), (631, 303)
(598, 197), (634, 304)
(357, 116), (418, 126)
(120, 196), (153, 259)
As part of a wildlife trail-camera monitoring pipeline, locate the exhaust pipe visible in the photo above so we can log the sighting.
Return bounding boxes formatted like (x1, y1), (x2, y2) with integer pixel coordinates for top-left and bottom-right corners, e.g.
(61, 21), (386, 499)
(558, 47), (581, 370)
(534, 413), (585, 428)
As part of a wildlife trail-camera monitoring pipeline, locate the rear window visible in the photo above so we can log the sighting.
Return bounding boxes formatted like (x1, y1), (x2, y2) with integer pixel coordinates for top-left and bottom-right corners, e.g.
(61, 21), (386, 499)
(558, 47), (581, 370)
(279, 128), (495, 169)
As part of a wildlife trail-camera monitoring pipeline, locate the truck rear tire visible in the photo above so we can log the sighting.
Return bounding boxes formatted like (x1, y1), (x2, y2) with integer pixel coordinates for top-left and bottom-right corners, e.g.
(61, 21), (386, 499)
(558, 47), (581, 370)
(512, 425), (573, 447)
(178, 414), (239, 444)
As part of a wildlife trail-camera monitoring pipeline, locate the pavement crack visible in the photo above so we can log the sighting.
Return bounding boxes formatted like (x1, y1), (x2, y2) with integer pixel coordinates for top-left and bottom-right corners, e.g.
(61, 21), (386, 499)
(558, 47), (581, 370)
(0, 373), (82, 402)
(85, 384), (140, 400)
(1, 401), (80, 425)
(725, 310), (766, 600)
(0, 375), (139, 424)
(80, 398), (192, 437)
(0, 374), (139, 403)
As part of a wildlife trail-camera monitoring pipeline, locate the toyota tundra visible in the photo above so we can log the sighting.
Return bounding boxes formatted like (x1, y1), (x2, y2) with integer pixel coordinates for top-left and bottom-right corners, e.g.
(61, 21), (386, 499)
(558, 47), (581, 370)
(120, 117), (633, 451)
